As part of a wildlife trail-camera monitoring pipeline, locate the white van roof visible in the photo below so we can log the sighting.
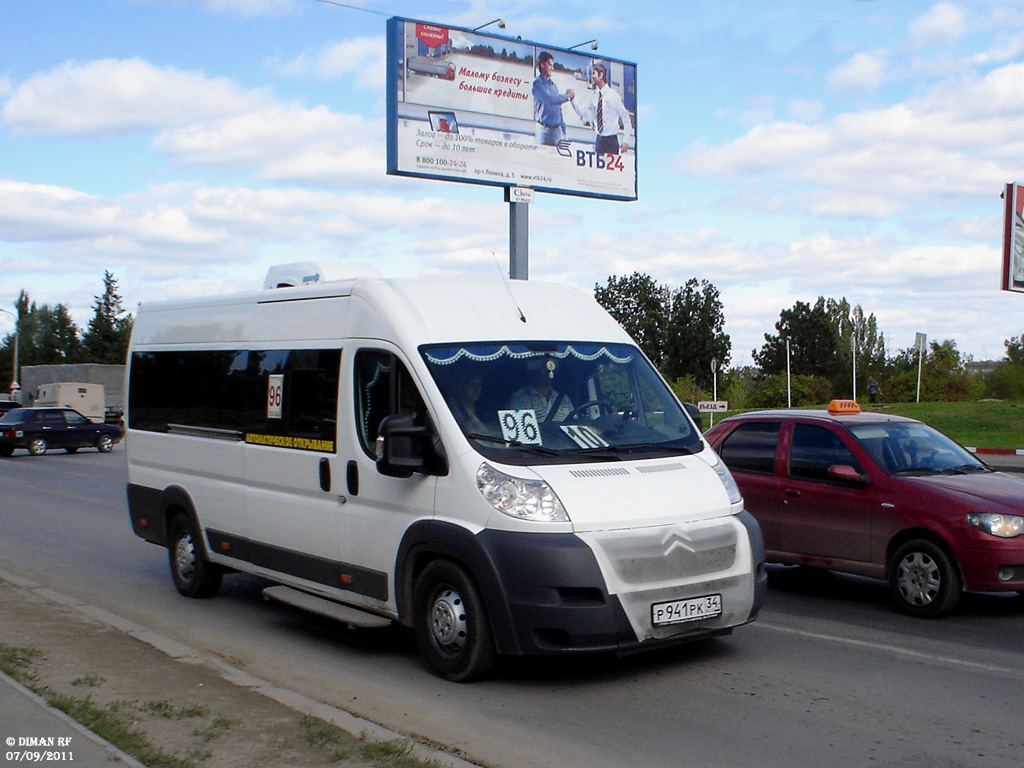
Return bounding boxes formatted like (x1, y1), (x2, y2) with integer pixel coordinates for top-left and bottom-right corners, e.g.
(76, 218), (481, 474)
(131, 278), (634, 349)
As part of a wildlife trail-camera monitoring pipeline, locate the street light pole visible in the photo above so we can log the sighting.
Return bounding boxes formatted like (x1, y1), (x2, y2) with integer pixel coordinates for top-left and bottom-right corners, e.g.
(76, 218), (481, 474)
(0, 307), (20, 400)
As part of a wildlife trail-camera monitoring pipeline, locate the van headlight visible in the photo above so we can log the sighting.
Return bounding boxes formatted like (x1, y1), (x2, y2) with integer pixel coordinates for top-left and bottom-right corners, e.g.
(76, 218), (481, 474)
(966, 512), (1024, 538)
(476, 463), (569, 522)
(711, 457), (743, 506)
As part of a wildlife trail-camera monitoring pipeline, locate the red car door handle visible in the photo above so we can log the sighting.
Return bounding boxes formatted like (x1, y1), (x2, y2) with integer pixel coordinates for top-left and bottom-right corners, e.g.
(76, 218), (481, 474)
(784, 488), (801, 497)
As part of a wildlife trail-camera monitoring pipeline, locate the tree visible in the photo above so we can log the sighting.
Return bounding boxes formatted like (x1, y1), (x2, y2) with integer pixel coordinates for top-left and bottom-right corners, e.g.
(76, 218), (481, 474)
(82, 271), (133, 364)
(595, 273), (731, 388)
(2, 290), (83, 372)
(885, 339), (980, 402)
(984, 335), (1024, 398)
(754, 296), (886, 398)
(662, 278), (731, 388)
(594, 273), (669, 367)
(1004, 335), (1024, 366)
(35, 304), (81, 364)
(754, 297), (841, 381)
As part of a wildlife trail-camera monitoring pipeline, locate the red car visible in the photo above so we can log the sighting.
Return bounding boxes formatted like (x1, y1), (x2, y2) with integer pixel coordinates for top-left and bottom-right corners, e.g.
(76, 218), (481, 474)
(704, 401), (1024, 617)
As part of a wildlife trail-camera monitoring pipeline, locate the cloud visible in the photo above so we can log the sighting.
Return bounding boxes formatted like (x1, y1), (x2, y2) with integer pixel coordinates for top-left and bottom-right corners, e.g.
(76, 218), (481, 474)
(972, 29), (1024, 65)
(153, 103), (386, 185)
(677, 59), (1024, 217)
(1, 55), (389, 186)
(0, 179), (235, 250)
(909, 2), (966, 48)
(269, 36), (386, 90)
(0, 177), (507, 273)
(1, 58), (270, 138)
(827, 51), (887, 94)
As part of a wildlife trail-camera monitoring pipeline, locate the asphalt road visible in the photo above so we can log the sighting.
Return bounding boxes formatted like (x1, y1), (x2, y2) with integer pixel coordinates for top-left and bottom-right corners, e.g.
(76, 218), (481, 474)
(2, 445), (1023, 768)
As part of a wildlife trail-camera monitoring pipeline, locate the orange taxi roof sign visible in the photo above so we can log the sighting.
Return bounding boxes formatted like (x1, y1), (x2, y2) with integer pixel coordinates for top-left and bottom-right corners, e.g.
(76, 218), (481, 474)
(828, 399), (861, 415)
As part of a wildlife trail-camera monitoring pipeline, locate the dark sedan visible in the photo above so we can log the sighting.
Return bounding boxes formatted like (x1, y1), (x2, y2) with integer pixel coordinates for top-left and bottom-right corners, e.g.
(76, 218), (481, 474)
(0, 406), (123, 457)
(705, 401), (1024, 617)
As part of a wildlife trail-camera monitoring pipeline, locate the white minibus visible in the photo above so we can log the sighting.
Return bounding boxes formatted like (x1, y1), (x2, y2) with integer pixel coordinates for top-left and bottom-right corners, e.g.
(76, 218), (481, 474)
(126, 274), (766, 680)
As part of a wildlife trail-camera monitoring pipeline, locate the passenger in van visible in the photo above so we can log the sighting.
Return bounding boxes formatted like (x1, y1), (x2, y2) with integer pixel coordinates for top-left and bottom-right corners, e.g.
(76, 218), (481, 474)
(453, 373), (490, 434)
(508, 358), (574, 422)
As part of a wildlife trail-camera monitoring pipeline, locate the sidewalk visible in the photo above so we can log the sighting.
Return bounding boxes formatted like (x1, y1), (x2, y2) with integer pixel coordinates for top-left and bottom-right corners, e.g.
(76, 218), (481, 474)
(0, 569), (480, 768)
(1, 673), (146, 768)
(967, 447), (1024, 473)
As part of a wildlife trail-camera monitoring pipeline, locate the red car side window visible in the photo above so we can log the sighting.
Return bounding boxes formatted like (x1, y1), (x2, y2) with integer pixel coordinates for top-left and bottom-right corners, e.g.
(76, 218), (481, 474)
(789, 424), (861, 482)
(719, 422), (780, 474)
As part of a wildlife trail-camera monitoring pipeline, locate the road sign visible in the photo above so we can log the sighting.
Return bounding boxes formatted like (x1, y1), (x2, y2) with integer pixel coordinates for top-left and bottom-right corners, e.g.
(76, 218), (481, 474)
(698, 401), (728, 412)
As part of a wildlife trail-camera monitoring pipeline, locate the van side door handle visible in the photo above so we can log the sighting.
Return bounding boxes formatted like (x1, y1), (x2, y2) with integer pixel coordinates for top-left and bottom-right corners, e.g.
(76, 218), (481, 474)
(346, 460), (359, 496)
(318, 458), (331, 493)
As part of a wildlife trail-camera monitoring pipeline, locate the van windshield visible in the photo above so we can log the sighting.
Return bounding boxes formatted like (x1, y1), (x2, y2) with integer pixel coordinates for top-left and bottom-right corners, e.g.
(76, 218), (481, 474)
(421, 342), (702, 465)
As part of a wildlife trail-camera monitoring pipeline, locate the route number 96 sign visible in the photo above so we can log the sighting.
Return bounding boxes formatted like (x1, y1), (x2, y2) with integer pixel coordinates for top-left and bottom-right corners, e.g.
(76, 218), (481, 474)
(267, 374), (284, 419)
(498, 409), (541, 444)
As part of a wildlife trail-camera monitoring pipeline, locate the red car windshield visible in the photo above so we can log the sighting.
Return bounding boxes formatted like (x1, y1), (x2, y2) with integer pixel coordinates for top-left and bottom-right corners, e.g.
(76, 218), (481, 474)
(846, 421), (987, 475)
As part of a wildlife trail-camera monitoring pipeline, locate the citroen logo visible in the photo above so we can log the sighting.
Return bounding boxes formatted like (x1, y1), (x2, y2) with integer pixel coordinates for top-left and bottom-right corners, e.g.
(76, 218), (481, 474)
(660, 528), (697, 557)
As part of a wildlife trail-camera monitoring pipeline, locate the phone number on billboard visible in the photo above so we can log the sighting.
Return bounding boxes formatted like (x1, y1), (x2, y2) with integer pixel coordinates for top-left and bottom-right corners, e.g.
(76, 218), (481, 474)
(416, 157), (468, 168)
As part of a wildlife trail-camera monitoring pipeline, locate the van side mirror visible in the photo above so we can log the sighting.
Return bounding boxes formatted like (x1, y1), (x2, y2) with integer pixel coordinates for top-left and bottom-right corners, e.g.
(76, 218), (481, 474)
(684, 402), (704, 432)
(375, 413), (448, 478)
(827, 464), (868, 486)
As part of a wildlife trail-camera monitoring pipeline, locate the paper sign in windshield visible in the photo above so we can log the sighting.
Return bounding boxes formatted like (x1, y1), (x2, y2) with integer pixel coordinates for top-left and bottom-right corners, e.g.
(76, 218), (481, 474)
(498, 409), (542, 444)
(560, 424), (608, 449)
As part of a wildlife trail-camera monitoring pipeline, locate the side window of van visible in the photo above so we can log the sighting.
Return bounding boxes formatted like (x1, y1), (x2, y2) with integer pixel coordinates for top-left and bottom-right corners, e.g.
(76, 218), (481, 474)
(128, 349), (340, 449)
(719, 422), (780, 475)
(354, 350), (428, 457)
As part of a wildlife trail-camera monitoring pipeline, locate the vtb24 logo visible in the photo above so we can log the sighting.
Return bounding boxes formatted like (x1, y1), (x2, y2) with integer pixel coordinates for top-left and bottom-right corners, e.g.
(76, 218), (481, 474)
(556, 139), (626, 171)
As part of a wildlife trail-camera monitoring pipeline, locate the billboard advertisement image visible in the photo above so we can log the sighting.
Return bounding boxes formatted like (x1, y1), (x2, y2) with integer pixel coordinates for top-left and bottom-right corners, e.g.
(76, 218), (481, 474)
(386, 17), (637, 201)
(1002, 182), (1024, 293)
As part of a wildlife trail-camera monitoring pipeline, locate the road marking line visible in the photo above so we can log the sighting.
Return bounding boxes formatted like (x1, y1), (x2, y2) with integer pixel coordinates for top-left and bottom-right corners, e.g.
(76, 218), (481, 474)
(755, 620), (1022, 678)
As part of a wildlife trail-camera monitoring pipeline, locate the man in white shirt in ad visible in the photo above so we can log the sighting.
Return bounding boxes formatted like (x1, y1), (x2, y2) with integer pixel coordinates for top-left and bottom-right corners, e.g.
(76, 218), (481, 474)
(570, 62), (632, 155)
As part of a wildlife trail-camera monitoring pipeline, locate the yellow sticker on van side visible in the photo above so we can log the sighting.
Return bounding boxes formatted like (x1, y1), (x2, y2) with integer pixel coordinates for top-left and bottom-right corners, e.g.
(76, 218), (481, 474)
(244, 433), (335, 453)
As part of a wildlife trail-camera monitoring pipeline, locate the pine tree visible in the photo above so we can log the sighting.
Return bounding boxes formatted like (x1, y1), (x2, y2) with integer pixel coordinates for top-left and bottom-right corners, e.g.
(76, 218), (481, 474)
(82, 271), (133, 364)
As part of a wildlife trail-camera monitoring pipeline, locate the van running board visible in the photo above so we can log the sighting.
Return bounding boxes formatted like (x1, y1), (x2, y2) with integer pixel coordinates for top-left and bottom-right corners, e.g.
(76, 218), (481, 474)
(262, 586), (392, 629)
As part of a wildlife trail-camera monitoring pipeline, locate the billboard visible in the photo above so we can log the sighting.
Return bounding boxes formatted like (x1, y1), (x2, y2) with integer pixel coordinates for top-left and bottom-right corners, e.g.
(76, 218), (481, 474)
(1002, 182), (1024, 293)
(386, 17), (637, 201)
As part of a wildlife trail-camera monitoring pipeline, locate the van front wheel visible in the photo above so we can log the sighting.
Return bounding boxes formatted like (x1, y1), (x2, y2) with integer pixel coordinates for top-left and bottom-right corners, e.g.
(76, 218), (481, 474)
(168, 514), (222, 599)
(413, 560), (496, 682)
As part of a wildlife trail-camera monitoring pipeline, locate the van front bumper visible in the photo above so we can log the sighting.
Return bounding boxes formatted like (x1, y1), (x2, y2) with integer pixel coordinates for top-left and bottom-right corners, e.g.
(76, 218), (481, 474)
(477, 511), (766, 655)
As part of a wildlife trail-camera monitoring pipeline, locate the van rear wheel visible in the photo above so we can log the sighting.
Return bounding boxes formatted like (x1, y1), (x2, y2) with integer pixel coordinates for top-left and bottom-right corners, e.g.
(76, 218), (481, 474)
(168, 514), (222, 598)
(413, 560), (495, 682)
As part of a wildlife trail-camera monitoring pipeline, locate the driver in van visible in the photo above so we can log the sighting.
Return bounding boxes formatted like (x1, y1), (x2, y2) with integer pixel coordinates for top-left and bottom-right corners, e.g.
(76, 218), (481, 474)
(508, 358), (574, 422)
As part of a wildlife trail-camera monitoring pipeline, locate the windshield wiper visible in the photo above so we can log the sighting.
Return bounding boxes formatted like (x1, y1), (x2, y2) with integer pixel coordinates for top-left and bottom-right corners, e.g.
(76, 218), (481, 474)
(941, 464), (990, 474)
(895, 463), (990, 476)
(571, 441), (699, 459)
(467, 433), (561, 456)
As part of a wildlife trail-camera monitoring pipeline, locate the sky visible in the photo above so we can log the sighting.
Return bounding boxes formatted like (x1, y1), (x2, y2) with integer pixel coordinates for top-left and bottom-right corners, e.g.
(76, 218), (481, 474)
(3, 0), (1024, 370)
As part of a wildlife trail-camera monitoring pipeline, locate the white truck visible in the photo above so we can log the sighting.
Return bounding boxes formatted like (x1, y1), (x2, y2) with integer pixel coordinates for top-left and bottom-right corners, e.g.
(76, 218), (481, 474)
(125, 273), (766, 681)
(35, 382), (105, 423)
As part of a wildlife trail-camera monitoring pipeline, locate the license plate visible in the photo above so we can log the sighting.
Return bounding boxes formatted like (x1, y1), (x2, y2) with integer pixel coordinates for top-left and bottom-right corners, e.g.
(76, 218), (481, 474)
(651, 594), (722, 626)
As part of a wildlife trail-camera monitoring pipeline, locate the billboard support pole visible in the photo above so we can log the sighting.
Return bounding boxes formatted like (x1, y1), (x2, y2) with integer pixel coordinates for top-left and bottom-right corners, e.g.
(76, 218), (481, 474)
(509, 199), (529, 280)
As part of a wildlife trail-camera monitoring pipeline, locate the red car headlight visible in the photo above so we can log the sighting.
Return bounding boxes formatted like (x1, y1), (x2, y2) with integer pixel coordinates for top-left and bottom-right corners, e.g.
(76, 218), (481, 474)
(966, 512), (1024, 538)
